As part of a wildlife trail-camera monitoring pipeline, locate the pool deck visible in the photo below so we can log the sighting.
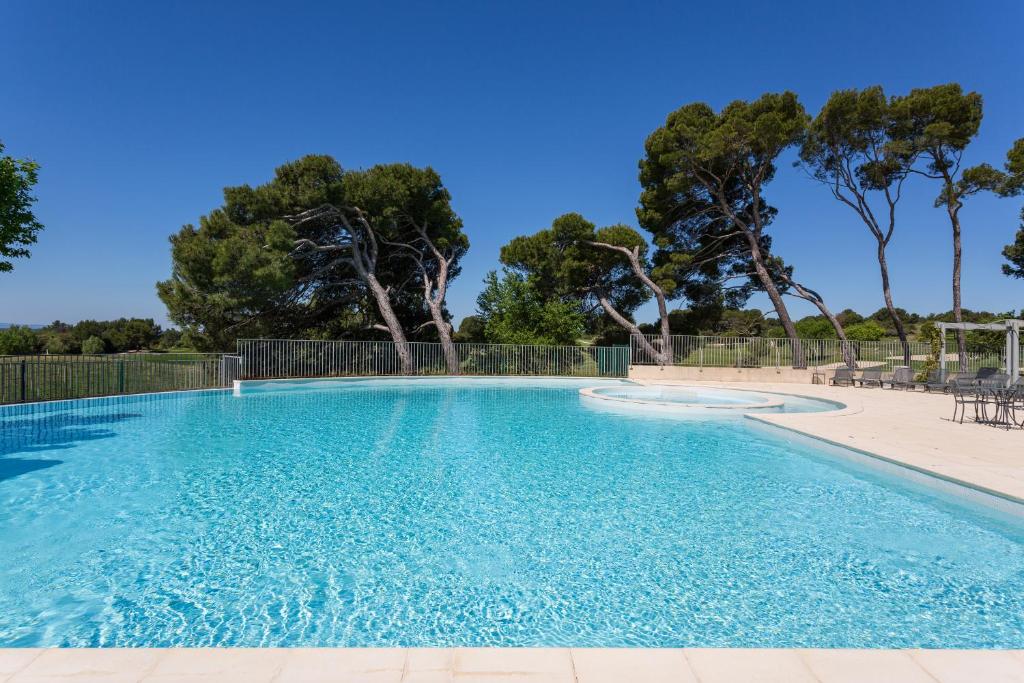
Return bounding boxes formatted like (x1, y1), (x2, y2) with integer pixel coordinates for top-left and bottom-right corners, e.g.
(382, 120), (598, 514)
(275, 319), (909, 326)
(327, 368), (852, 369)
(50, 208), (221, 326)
(4, 379), (1024, 681)
(2, 647), (1024, 682)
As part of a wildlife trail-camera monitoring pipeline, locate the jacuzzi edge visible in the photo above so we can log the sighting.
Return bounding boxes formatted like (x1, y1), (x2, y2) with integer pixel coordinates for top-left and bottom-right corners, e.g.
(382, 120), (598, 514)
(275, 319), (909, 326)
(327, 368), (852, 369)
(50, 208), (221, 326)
(578, 385), (787, 410)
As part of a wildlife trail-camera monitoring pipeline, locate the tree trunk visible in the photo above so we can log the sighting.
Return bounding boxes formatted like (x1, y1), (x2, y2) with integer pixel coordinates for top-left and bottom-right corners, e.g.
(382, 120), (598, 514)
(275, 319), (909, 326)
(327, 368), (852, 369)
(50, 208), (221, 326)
(597, 293), (664, 365)
(651, 278), (673, 366)
(366, 274), (415, 374)
(949, 206), (968, 371)
(628, 254), (672, 366)
(937, 168), (969, 372)
(287, 206), (417, 374)
(876, 244), (911, 367)
(584, 241), (672, 365)
(426, 300), (460, 374)
(745, 234), (805, 368)
(786, 278), (855, 369)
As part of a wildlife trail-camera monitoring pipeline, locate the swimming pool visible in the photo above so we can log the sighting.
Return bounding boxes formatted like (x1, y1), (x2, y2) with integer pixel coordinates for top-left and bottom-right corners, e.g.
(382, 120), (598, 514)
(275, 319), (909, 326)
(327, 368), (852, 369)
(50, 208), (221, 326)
(1, 378), (1022, 648)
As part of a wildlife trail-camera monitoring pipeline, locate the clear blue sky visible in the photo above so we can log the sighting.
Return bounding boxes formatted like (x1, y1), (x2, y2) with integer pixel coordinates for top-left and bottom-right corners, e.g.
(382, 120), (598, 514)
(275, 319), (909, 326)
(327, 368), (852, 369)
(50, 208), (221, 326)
(2, 0), (1022, 327)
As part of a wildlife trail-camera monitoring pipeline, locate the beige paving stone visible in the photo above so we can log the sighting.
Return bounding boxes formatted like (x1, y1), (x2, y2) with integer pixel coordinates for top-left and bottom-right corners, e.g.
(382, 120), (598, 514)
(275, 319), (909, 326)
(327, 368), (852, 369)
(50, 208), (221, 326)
(910, 649), (1024, 683)
(451, 648), (573, 681)
(275, 648), (405, 683)
(10, 648), (163, 683)
(684, 648), (818, 683)
(402, 673), (452, 683)
(799, 649), (935, 682)
(403, 649), (453, 682)
(571, 648), (698, 683)
(0, 650), (43, 679)
(141, 648), (286, 682)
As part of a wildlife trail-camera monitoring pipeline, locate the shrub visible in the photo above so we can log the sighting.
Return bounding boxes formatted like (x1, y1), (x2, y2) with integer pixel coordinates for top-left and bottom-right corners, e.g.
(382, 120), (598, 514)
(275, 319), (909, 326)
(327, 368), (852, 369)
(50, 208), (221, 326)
(915, 322), (942, 381)
(0, 326), (39, 355)
(845, 320), (886, 342)
(45, 334), (73, 354)
(81, 335), (106, 354)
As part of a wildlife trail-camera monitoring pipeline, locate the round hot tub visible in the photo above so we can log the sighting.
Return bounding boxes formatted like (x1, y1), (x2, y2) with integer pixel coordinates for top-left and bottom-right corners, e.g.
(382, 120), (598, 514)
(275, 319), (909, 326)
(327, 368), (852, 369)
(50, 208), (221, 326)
(579, 384), (846, 414)
(581, 384), (785, 409)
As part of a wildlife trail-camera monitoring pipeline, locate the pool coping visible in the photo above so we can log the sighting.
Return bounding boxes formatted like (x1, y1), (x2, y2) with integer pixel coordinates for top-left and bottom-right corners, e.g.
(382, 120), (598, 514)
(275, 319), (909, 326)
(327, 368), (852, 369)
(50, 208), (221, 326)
(1, 646), (1022, 681)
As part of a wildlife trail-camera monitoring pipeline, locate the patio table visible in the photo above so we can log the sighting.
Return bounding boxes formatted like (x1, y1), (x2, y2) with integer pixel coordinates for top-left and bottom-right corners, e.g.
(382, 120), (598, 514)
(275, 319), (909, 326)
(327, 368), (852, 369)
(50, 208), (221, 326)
(975, 387), (1024, 428)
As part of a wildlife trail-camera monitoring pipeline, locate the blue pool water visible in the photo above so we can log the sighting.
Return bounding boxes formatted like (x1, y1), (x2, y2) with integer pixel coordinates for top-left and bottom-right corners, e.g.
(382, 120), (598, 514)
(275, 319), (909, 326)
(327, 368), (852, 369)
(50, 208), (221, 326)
(1, 378), (1023, 648)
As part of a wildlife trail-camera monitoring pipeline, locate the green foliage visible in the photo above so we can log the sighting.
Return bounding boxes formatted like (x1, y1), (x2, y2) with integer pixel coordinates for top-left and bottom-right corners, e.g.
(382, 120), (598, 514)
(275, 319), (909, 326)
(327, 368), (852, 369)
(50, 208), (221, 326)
(1003, 209), (1024, 279)
(836, 308), (864, 326)
(453, 315), (486, 343)
(712, 309), (767, 337)
(104, 318), (162, 351)
(0, 140), (43, 273)
(645, 306), (764, 337)
(158, 155), (467, 350)
(1002, 138), (1024, 195)
(44, 334), (73, 354)
(81, 335), (107, 354)
(30, 319), (170, 353)
(889, 84), (982, 170)
(476, 270), (584, 346)
(638, 92), (809, 312)
(845, 320), (886, 342)
(794, 316), (836, 339)
(888, 84), (1003, 206)
(998, 143), (1024, 279)
(915, 322), (942, 381)
(500, 212), (652, 329)
(801, 86), (906, 191)
(0, 326), (39, 355)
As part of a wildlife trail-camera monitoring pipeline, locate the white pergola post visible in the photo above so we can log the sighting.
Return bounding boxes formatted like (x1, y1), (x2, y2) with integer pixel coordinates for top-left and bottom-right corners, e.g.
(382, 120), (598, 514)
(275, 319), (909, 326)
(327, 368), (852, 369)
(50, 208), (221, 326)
(1008, 320), (1021, 380)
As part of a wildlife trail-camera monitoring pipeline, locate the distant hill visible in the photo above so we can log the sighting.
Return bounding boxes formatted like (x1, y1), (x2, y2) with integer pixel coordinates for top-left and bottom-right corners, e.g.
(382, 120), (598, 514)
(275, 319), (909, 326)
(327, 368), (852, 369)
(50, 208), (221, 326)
(0, 323), (45, 329)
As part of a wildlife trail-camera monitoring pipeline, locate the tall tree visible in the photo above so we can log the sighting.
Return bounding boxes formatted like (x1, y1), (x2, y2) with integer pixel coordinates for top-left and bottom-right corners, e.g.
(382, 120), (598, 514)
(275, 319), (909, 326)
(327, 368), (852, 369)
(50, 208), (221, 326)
(1004, 211), (1024, 279)
(376, 167), (468, 373)
(0, 140), (43, 273)
(800, 86), (913, 365)
(999, 140), (1024, 279)
(889, 84), (995, 369)
(501, 213), (673, 364)
(288, 163), (467, 373)
(158, 156), (334, 350)
(639, 92), (812, 366)
(158, 156), (466, 360)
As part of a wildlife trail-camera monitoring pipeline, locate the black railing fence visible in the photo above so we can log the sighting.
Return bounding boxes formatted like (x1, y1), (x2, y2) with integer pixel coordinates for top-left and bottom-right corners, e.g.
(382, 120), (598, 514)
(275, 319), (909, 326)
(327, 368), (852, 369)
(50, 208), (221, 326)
(236, 339), (629, 380)
(0, 353), (240, 405)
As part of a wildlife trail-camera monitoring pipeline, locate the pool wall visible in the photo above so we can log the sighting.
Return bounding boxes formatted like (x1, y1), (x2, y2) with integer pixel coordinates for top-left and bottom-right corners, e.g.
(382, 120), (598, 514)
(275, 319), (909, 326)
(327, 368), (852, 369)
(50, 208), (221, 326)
(746, 414), (1024, 518)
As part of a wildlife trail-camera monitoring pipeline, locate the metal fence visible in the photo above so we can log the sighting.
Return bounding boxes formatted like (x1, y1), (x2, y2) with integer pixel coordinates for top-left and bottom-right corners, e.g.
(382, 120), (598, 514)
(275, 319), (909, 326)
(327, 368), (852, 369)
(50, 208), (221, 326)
(237, 339), (629, 379)
(631, 333), (1013, 375)
(0, 353), (240, 405)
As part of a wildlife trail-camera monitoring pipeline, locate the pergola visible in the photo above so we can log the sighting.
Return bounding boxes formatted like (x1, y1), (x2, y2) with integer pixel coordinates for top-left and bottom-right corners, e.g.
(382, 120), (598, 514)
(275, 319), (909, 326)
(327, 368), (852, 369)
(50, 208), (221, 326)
(937, 319), (1022, 380)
